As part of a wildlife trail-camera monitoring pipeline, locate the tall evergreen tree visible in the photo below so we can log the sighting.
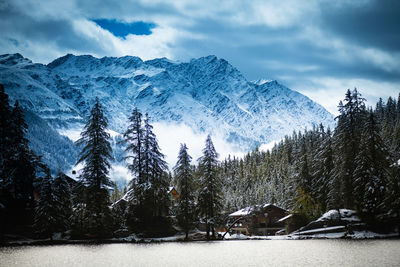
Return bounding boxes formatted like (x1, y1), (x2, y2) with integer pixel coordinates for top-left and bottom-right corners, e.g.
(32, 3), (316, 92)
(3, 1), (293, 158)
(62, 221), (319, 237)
(333, 88), (366, 208)
(294, 138), (312, 195)
(142, 114), (169, 216)
(354, 111), (390, 220)
(174, 143), (196, 240)
(70, 181), (87, 237)
(122, 111), (170, 236)
(7, 101), (38, 230)
(120, 108), (145, 230)
(75, 97), (113, 237)
(52, 172), (72, 232)
(198, 135), (222, 239)
(0, 84), (11, 180)
(34, 169), (56, 239)
(0, 84), (12, 235)
(313, 127), (334, 211)
(121, 108), (144, 183)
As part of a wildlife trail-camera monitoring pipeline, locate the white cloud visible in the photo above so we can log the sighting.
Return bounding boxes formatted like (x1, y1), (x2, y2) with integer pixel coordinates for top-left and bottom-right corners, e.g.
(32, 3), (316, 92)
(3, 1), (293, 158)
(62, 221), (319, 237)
(298, 77), (400, 115)
(153, 122), (244, 168)
(260, 139), (281, 152)
(1, 0), (399, 119)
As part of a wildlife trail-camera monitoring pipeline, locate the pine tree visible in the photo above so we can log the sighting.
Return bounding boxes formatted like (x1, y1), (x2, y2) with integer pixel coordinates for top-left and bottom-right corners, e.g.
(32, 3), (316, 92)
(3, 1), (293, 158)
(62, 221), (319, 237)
(0, 84), (12, 235)
(70, 181), (87, 237)
(122, 111), (170, 236)
(121, 108), (145, 231)
(354, 111), (390, 220)
(198, 135), (222, 239)
(34, 169), (56, 239)
(333, 88), (366, 208)
(7, 101), (38, 229)
(174, 143), (196, 240)
(142, 113), (169, 217)
(75, 97), (113, 237)
(0, 84), (12, 181)
(140, 114), (170, 235)
(313, 127), (334, 211)
(385, 162), (400, 225)
(121, 108), (144, 183)
(294, 138), (312, 195)
(52, 172), (72, 232)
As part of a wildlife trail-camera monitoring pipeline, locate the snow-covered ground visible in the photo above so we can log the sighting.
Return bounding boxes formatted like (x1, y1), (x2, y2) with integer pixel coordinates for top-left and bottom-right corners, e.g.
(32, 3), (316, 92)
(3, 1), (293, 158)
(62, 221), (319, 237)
(223, 231), (399, 240)
(316, 209), (361, 222)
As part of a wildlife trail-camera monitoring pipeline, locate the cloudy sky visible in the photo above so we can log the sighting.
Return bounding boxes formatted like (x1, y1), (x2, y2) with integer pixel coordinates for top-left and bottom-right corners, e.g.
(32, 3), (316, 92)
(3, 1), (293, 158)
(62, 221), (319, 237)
(1, 0), (399, 114)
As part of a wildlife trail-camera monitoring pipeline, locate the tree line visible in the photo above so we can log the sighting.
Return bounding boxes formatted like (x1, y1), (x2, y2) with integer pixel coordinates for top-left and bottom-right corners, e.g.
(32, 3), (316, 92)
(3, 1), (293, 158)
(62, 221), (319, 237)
(220, 89), (400, 231)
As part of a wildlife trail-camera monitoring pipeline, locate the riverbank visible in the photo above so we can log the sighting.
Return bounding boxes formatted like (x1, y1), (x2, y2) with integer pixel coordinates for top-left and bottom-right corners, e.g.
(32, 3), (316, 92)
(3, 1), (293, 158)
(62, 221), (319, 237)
(2, 230), (399, 247)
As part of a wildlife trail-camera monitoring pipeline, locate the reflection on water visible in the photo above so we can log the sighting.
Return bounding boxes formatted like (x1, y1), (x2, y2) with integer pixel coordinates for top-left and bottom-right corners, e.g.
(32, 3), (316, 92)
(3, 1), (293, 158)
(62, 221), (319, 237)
(1, 240), (400, 267)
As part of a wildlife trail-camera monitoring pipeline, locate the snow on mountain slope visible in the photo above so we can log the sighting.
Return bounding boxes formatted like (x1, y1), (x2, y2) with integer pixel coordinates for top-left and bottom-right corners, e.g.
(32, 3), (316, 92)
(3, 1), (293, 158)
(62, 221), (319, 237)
(0, 53), (334, 179)
(47, 54), (334, 146)
(0, 53), (82, 127)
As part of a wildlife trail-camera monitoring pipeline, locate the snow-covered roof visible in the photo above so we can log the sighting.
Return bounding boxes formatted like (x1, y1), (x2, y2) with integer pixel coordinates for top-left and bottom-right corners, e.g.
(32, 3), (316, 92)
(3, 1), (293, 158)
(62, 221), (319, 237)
(111, 189), (134, 208)
(316, 209), (361, 222)
(229, 203), (285, 217)
(168, 186), (177, 193)
(277, 214), (293, 222)
(122, 189), (134, 201)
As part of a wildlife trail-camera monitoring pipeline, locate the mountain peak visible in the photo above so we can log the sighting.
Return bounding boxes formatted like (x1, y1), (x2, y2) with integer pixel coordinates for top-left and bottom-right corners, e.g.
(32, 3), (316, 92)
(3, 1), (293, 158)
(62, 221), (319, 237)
(47, 53), (75, 68)
(0, 52), (334, 172)
(0, 53), (32, 66)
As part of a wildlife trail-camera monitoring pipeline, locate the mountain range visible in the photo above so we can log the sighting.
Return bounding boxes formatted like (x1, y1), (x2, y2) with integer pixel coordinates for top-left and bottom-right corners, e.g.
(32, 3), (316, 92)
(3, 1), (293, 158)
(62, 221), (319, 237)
(0, 53), (334, 184)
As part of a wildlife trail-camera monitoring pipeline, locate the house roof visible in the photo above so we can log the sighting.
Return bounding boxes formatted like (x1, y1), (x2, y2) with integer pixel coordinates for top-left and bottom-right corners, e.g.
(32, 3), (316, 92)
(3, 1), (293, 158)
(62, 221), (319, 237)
(168, 186), (178, 193)
(277, 213), (293, 222)
(229, 204), (287, 217)
(111, 188), (133, 208)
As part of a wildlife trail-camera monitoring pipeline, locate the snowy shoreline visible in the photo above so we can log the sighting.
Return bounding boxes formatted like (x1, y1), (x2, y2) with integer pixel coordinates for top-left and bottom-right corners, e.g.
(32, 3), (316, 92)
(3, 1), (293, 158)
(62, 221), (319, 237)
(2, 232), (399, 247)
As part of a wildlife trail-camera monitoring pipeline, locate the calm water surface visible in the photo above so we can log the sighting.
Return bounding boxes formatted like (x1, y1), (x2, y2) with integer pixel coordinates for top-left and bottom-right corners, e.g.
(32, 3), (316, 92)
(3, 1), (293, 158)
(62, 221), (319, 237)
(1, 240), (400, 267)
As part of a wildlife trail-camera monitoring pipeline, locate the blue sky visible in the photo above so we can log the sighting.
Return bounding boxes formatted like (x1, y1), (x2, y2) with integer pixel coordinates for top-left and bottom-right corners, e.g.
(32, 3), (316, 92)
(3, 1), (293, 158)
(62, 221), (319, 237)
(91, 19), (155, 37)
(0, 0), (399, 114)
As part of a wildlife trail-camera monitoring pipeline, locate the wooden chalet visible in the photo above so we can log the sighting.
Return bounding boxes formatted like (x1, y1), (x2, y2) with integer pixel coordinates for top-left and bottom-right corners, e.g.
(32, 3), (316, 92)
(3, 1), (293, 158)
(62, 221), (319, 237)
(228, 204), (288, 236)
(168, 186), (179, 200)
(168, 186), (179, 216)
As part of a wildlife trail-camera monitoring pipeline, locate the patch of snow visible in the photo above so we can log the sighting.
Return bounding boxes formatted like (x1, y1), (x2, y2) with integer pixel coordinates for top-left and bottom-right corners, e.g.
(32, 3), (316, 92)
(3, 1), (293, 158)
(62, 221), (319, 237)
(224, 233), (248, 240)
(308, 232), (346, 239)
(58, 123), (84, 142)
(133, 68), (164, 77)
(236, 103), (252, 115)
(316, 209), (361, 222)
(252, 79), (273, 85)
(295, 226), (346, 235)
(349, 231), (399, 239)
(107, 129), (121, 138)
(277, 214), (293, 222)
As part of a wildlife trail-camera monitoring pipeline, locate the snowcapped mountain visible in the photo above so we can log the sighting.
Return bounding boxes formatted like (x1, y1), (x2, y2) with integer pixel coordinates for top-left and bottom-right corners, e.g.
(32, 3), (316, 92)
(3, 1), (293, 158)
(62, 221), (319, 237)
(0, 53), (334, 180)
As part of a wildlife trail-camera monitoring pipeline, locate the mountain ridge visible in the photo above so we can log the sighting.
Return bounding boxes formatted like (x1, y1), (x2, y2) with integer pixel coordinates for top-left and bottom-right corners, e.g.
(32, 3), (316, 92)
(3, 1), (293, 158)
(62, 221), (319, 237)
(0, 52), (334, 177)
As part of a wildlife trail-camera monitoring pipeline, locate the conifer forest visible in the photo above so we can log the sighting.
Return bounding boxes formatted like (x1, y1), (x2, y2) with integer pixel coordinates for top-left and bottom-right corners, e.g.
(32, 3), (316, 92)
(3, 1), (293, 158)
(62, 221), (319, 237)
(1, 85), (400, 240)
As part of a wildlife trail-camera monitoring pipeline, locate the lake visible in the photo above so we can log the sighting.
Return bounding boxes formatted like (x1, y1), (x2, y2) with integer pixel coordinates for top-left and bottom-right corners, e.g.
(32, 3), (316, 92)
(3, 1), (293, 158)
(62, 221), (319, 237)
(1, 240), (399, 267)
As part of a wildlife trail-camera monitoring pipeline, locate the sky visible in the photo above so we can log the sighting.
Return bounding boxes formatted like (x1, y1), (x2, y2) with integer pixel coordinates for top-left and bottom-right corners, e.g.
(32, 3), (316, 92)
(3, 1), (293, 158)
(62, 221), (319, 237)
(0, 0), (399, 115)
